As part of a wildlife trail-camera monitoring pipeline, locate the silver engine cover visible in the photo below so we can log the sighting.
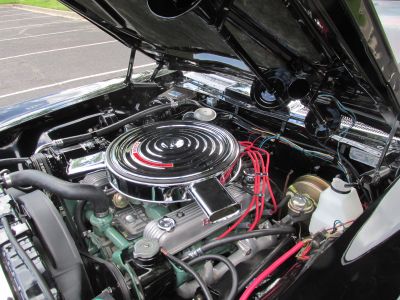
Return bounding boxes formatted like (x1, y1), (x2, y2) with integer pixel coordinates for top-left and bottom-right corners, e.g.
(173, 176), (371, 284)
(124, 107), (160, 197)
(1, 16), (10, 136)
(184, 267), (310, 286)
(143, 185), (251, 254)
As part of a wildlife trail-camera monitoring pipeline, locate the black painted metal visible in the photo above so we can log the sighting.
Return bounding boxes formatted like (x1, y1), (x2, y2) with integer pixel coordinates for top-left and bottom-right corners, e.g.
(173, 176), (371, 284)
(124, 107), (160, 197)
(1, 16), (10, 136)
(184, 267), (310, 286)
(218, 26), (271, 90)
(227, 6), (300, 64)
(278, 179), (400, 300)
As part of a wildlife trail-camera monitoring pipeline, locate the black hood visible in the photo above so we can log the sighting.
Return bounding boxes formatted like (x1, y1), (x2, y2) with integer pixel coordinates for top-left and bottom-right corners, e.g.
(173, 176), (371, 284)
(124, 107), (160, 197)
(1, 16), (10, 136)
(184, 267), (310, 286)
(60, 0), (400, 130)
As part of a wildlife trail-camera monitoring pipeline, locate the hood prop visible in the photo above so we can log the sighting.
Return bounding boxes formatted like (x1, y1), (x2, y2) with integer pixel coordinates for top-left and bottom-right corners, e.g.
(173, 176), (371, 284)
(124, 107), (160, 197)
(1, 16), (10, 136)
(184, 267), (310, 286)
(149, 59), (165, 82)
(124, 47), (136, 85)
(125, 47), (165, 83)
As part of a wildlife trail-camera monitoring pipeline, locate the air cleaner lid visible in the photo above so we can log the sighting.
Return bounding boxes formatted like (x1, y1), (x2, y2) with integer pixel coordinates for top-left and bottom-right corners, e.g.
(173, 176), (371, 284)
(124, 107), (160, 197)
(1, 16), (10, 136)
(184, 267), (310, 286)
(105, 121), (239, 186)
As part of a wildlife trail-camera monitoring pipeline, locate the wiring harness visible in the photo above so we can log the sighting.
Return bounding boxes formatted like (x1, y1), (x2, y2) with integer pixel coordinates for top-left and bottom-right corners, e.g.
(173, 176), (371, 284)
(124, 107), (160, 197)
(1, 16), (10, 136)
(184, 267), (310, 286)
(219, 140), (278, 239)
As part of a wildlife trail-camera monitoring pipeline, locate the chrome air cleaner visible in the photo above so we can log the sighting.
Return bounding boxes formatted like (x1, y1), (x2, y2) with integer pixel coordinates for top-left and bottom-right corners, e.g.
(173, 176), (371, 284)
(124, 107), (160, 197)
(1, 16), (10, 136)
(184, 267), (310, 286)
(105, 121), (240, 221)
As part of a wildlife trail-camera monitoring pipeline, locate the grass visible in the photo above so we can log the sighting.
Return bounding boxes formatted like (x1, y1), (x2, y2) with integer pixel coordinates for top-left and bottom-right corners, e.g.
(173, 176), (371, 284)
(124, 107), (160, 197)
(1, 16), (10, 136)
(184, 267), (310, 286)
(0, 0), (69, 10)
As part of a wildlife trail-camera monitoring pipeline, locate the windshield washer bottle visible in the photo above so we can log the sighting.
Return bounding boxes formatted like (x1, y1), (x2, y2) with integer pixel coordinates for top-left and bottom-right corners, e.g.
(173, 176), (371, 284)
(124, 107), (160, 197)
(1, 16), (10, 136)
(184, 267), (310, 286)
(309, 177), (363, 234)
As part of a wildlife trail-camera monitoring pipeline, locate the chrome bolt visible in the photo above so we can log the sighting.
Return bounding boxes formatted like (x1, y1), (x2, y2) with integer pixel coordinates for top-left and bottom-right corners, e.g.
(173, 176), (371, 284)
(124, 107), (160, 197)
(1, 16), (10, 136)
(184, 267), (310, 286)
(125, 215), (135, 223)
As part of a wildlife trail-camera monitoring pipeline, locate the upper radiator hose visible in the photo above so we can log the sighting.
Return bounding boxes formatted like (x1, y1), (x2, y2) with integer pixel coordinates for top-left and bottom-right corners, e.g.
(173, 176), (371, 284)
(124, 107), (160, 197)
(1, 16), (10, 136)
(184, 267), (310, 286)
(2, 170), (109, 217)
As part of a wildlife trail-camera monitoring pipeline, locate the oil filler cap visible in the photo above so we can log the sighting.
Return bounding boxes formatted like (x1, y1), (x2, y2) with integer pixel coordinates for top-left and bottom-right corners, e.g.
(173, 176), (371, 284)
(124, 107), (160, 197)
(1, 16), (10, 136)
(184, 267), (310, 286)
(133, 238), (160, 259)
(193, 107), (217, 122)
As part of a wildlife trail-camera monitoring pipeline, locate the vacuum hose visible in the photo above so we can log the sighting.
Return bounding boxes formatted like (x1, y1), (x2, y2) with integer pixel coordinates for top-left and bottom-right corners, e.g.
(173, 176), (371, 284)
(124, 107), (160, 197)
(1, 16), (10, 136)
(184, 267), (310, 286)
(2, 170), (109, 217)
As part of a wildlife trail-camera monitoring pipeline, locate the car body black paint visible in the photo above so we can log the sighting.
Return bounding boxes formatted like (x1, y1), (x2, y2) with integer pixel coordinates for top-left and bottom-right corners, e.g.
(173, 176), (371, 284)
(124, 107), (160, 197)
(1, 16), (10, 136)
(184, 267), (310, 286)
(0, 1), (399, 299)
(277, 178), (400, 300)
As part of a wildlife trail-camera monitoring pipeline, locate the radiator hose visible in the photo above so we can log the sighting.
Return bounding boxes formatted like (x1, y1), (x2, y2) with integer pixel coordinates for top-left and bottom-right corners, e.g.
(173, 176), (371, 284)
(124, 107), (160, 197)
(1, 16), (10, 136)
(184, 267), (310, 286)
(2, 170), (109, 217)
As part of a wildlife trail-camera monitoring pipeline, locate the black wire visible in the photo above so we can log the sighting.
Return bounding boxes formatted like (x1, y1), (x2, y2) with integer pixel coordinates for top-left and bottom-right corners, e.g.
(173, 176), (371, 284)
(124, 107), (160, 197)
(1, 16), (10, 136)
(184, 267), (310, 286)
(269, 178), (283, 198)
(243, 112), (356, 182)
(200, 100), (296, 125)
(238, 236), (293, 292)
(282, 169), (294, 196)
(79, 251), (131, 300)
(162, 249), (213, 300)
(225, 108), (346, 171)
(1, 217), (55, 300)
(57, 100), (200, 148)
(181, 227), (294, 262)
(240, 185), (288, 210)
(6, 170), (109, 216)
(75, 200), (88, 237)
(201, 98), (359, 183)
(188, 254), (238, 300)
(200, 227), (294, 254)
(0, 158), (28, 167)
(309, 134), (372, 202)
(307, 134), (360, 181)
(278, 195), (291, 209)
(57, 196), (86, 250)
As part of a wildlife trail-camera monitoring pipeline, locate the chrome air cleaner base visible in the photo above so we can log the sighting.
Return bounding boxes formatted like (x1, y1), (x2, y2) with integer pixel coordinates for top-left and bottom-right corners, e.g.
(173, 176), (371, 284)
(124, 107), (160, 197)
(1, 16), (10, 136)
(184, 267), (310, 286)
(105, 120), (239, 204)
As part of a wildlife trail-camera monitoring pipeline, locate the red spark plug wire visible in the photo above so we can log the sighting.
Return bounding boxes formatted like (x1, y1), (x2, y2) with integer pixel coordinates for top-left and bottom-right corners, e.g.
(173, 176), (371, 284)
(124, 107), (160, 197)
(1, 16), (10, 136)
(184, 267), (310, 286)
(217, 140), (277, 238)
(239, 241), (305, 300)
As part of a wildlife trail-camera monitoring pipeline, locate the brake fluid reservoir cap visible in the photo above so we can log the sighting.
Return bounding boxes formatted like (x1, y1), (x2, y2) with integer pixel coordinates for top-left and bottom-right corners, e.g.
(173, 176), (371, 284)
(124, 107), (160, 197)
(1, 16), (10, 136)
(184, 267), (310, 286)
(194, 107), (217, 122)
(134, 238), (160, 259)
(331, 177), (351, 194)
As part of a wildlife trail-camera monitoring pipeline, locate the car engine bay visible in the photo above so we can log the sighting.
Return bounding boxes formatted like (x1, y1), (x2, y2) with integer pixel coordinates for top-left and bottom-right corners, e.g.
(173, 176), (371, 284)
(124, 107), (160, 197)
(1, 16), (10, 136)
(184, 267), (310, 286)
(0, 70), (399, 300)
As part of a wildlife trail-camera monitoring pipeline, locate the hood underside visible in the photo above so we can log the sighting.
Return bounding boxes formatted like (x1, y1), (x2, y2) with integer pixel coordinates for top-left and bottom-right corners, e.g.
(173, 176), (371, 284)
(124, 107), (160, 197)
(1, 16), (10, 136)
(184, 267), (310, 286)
(61, 0), (321, 69)
(60, 0), (400, 130)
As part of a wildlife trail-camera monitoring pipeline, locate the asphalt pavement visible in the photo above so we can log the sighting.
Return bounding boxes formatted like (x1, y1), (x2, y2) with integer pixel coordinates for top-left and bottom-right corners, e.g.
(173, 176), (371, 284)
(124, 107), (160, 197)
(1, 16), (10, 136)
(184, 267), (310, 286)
(0, 5), (155, 109)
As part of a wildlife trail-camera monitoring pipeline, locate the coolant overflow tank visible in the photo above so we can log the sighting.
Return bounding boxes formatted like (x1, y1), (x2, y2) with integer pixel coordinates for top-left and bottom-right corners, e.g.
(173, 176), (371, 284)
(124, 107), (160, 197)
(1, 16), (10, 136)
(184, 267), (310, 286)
(309, 178), (363, 234)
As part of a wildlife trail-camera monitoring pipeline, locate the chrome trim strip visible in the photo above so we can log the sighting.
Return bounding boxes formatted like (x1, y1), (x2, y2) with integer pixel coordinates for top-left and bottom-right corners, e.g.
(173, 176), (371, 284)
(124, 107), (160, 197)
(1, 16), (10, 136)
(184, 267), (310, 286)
(0, 78), (126, 133)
